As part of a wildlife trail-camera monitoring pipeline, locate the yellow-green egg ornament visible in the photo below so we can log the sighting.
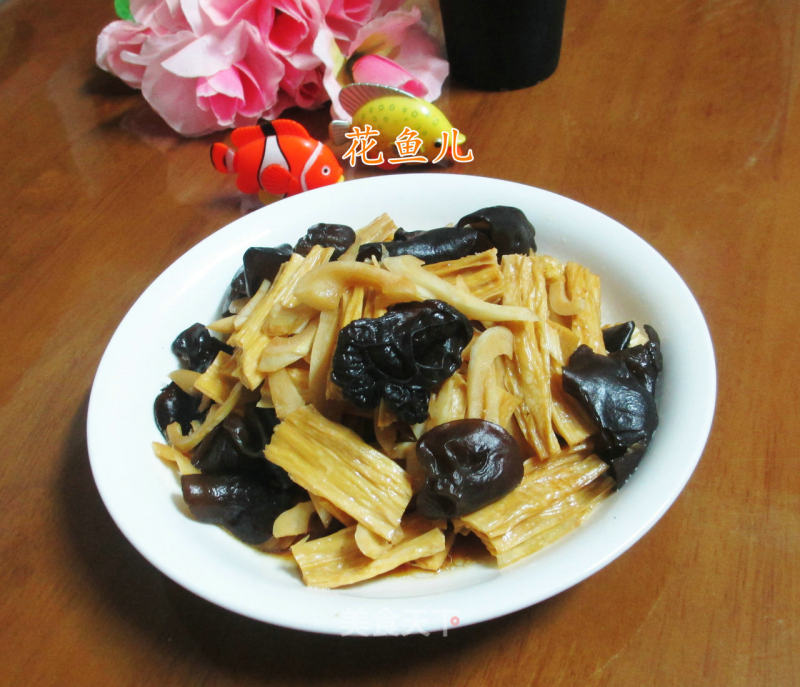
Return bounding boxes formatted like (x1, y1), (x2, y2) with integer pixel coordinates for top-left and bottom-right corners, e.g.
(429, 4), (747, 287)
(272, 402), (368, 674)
(330, 83), (467, 169)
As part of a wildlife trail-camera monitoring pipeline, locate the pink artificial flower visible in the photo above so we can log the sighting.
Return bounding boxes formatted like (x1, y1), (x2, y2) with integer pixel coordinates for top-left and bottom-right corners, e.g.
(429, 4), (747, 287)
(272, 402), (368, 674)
(324, 0), (380, 44)
(348, 7), (448, 100)
(142, 21), (285, 135)
(320, 6), (449, 119)
(96, 20), (152, 89)
(96, 0), (448, 136)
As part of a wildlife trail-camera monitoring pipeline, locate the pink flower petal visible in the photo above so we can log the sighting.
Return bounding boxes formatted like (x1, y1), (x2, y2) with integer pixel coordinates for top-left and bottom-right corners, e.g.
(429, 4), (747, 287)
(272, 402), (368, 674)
(236, 62), (273, 116)
(389, 26), (449, 102)
(349, 7), (421, 55)
(199, 0), (257, 28)
(314, 28), (350, 118)
(140, 32), (223, 135)
(130, 0), (191, 34)
(350, 54), (426, 97)
(198, 66), (243, 99)
(96, 20), (151, 89)
(201, 90), (240, 125)
(324, 0), (374, 43)
(161, 23), (248, 77)
(281, 63), (328, 109)
(179, 0), (205, 34)
(271, 11), (306, 53)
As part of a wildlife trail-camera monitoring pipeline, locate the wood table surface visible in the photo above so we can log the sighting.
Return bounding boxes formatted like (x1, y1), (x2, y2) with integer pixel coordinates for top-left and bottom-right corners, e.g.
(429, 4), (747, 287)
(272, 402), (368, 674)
(2, 0), (798, 685)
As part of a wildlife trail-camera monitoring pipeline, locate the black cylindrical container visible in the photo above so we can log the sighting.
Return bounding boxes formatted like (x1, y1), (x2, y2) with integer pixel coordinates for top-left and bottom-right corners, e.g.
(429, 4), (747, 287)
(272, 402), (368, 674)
(439, 0), (566, 90)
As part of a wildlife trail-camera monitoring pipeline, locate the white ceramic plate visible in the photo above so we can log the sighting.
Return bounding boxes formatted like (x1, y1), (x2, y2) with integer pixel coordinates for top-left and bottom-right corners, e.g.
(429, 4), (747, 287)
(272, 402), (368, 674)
(87, 173), (716, 636)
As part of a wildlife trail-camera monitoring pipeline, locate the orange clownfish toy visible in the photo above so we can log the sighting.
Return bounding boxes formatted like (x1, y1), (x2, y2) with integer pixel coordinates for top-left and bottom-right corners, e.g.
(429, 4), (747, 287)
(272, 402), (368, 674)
(211, 119), (344, 198)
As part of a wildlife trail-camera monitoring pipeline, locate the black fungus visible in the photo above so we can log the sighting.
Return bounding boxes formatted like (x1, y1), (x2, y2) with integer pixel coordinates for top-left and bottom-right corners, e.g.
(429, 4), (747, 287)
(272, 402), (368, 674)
(356, 226), (494, 264)
(230, 268), (247, 298)
(562, 328), (661, 485)
(392, 228), (425, 242)
(242, 244), (293, 296)
(182, 404), (304, 545)
(356, 206), (536, 264)
(338, 413), (378, 446)
(330, 300), (473, 424)
(181, 473), (301, 544)
(456, 205), (537, 256)
(415, 419), (524, 519)
(602, 321), (636, 353)
(294, 223), (355, 260)
(153, 382), (206, 436)
(224, 268), (249, 313)
(612, 324), (662, 396)
(171, 323), (234, 372)
(191, 407), (280, 475)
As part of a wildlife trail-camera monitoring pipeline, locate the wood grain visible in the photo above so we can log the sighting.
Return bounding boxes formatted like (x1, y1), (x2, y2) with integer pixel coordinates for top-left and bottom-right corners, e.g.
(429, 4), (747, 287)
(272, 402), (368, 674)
(1, 0), (798, 685)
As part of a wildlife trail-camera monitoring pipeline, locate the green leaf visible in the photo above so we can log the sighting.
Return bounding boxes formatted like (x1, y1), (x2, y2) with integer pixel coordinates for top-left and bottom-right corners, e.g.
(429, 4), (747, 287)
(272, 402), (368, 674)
(114, 0), (134, 21)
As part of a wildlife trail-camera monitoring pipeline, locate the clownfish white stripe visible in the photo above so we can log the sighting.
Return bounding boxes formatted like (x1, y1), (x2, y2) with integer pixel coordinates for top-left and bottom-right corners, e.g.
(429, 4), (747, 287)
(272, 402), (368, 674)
(299, 141), (324, 193)
(257, 136), (289, 190)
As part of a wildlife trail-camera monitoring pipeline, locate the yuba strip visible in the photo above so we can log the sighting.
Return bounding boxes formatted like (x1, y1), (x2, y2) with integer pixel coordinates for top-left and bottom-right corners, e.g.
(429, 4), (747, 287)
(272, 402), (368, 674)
(424, 248), (505, 303)
(456, 452), (609, 558)
(193, 351), (236, 404)
(291, 525), (445, 588)
(265, 404), (413, 541)
(494, 477), (613, 567)
(501, 255), (562, 457)
(230, 247), (333, 388)
(564, 262), (606, 354)
(338, 213), (397, 262)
